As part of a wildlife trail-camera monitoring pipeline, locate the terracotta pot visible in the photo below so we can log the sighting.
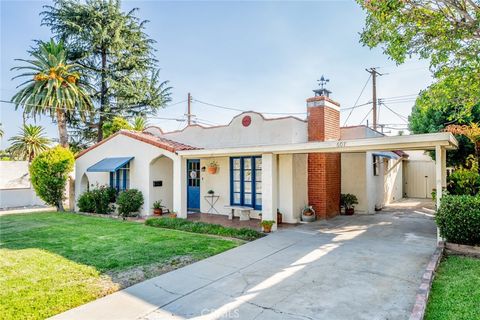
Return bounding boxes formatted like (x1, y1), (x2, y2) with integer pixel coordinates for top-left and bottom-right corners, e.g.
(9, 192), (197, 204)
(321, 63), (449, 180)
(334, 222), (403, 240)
(263, 225), (272, 233)
(169, 213), (177, 218)
(207, 166), (217, 174)
(345, 208), (354, 215)
(153, 208), (163, 216)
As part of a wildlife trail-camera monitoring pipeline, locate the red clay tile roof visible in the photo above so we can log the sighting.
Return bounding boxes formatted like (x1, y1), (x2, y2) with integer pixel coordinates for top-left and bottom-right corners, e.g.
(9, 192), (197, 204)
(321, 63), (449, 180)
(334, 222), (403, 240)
(75, 130), (199, 159)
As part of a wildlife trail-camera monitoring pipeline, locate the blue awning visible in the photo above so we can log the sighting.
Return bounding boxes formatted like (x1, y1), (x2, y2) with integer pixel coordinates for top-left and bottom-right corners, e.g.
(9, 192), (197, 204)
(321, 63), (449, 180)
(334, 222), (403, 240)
(87, 157), (134, 172)
(372, 152), (398, 160)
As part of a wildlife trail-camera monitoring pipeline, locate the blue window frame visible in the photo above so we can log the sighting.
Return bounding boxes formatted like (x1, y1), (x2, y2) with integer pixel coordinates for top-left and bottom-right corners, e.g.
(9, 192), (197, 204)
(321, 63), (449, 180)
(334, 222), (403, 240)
(230, 156), (262, 210)
(110, 162), (130, 192)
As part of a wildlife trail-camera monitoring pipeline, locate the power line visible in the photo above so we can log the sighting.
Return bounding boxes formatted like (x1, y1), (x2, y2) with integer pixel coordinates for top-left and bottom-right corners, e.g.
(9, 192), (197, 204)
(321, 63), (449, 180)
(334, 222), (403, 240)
(0, 99), (185, 122)
(340, 101), (372, 112)
(359, 108), (373, 125)
(192, 98), (307, 116)
(343, 74), (371, 126)
(379, 102), (409, 123)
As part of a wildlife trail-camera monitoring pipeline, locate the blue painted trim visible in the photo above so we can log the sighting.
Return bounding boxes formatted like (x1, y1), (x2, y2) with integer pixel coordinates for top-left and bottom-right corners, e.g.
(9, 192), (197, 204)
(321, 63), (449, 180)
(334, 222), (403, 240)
(87, 157), (134, 172)
(229, 156), (262, 210)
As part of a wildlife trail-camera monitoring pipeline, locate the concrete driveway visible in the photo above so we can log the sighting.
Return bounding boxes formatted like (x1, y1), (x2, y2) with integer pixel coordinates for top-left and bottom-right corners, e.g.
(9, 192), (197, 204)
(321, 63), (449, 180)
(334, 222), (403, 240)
(52, 199), (437, 320)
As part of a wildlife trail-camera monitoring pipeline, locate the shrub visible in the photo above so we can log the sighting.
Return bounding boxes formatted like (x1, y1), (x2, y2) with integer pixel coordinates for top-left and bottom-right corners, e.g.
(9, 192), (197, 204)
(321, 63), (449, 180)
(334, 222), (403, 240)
(117, 189), (143, 218)
(77, 191), (96, 213)
(29, 146), (74, 211)
(77, 186), (115, 214)
(447, 168), (480, 196)
(145, 217), (264, 241)
(436, 194), (480, 245)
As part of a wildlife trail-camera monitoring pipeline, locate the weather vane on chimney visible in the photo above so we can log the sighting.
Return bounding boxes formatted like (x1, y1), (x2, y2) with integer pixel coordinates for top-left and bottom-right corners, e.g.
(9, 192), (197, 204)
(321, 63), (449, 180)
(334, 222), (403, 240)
(313, 75), (331, 97)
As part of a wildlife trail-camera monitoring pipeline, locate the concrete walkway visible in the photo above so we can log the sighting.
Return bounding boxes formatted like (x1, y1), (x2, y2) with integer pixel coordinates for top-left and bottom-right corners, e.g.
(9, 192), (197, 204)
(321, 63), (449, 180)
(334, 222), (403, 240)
(52, 200), (437, 320)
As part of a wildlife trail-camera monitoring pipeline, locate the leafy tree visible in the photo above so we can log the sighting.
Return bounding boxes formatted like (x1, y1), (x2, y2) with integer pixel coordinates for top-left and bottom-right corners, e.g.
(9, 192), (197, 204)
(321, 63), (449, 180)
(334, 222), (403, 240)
(41, 0), (171, 143)
(7, 125), (51, 162)
(357, 0), (479, 71)
(102, 116), (133, 138)
(11, 39), (93, 147)
(447, 123), (480, 170)
(29, 146), (74, 211)
(409, 82), (480, 166)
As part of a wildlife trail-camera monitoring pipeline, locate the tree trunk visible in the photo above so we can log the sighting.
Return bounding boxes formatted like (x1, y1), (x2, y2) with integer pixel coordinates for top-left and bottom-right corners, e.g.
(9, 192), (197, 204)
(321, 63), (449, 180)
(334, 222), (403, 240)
(56, 107), (69, 148)
(57, 199), (64, 212)
(97, 49), (107, 142)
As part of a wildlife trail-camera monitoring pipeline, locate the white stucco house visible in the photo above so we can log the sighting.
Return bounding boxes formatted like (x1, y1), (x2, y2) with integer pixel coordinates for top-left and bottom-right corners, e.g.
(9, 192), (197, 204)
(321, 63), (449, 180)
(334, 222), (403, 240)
(75, 87), (457, 230)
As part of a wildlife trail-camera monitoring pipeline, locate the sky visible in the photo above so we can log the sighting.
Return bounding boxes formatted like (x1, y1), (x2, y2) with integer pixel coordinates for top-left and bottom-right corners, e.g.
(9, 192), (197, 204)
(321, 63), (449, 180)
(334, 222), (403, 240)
(0, 0), (433, 148)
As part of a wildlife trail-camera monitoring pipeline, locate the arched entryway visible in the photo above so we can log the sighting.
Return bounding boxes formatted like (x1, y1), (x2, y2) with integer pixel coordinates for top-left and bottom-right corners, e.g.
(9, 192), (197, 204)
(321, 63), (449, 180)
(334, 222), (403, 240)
(149, 155), (174, 215)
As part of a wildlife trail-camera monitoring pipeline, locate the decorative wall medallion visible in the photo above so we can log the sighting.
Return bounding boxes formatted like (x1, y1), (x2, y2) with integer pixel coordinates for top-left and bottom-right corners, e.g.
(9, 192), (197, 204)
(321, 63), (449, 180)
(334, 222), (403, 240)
(242, 115), (252, 127)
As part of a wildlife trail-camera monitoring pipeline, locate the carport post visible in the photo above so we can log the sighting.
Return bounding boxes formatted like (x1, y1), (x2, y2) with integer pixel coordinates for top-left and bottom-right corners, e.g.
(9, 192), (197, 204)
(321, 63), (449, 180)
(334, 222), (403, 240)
(261, 153), (278, 231)
(434, 145), (447, 209)
(435, 145), (447, 243)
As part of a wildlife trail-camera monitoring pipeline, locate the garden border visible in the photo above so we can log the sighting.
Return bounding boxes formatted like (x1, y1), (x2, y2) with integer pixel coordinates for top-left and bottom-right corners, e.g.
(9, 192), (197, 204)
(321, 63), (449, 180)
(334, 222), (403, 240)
(409, 241), (445, 320)
(445, 242), (480, 257)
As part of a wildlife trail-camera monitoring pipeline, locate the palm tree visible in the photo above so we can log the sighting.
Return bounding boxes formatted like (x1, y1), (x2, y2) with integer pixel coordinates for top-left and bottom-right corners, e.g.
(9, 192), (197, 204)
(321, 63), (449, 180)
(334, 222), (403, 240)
(11, 39), (93, 147)
(8, 125), (51, 162)
(0, 123), (4, 138)
(132, 116), (148, 132)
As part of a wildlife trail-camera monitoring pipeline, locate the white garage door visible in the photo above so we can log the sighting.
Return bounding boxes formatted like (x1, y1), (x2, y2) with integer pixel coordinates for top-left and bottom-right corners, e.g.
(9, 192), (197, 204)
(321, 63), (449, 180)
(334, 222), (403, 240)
(404, 160), (436, 198)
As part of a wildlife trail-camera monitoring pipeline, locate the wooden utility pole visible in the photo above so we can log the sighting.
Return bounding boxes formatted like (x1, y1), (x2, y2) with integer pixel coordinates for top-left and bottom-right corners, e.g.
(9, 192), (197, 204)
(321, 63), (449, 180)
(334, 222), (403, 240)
(187, 92), (192, 126)
(365, 67), (383, 130)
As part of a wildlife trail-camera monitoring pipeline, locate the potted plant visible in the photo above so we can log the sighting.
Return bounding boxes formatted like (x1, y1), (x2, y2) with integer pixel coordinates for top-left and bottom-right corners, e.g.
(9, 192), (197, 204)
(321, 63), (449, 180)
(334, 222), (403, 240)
(340, 193), (358, 215)
(261, 220), (275, 233)
(207, 189), (215, 195)
(207, 160), (218, 174)
(169, 211), (177, 218)
(301, 205), (316, 222)
(152, 200), (163, 216)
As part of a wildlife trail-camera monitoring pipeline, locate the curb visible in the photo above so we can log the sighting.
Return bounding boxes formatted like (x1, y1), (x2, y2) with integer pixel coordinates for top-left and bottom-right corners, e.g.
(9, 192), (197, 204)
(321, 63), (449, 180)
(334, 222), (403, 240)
(409, 241), (444, 320)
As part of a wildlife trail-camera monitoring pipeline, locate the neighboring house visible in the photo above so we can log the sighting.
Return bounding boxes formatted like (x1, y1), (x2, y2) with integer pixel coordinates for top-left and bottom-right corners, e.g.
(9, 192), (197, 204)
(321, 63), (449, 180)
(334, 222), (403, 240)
(0, 161), (45, 209)
(75, 86), (457, 229)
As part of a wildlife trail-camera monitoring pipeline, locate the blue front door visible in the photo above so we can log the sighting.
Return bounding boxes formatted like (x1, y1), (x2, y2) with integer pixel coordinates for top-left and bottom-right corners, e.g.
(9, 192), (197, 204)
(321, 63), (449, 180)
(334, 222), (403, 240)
(187, 159), (200, 212)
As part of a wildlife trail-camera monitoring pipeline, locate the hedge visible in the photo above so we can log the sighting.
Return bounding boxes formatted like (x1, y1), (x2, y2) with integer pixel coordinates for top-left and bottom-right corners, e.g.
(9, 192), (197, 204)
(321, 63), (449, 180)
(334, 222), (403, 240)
(145, 217), (264, 241)
(436, 194), (480, 246)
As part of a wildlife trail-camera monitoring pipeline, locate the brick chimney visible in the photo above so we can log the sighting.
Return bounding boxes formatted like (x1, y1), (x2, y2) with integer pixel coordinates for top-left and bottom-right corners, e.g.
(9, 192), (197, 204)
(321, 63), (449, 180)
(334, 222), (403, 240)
(307, 78), (341, 219)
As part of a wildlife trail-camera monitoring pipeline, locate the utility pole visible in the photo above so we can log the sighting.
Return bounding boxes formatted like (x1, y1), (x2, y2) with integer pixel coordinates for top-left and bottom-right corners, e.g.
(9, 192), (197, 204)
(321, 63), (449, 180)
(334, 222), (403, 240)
(187, 92), (192, 126)
(365, 67), (383, 130)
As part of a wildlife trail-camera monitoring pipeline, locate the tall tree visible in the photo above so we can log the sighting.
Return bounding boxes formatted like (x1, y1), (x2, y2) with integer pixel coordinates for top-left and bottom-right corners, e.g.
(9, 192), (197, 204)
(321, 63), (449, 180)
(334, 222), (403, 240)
(357, 0), (480, 112)
(8, 125), (51, 162)
(41, 0), (171, 143)
(11, 39), (93, 147)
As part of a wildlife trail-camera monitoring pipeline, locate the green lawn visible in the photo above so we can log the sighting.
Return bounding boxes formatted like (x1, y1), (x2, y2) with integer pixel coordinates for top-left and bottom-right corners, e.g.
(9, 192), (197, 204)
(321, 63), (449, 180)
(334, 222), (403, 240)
(425, 255), (480, 320)
(0, 212), (241, 319)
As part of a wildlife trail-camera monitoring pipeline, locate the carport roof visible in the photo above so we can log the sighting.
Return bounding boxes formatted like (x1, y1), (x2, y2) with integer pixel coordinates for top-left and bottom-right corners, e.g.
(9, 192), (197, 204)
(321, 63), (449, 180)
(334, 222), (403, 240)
(176, 132), (458, 157)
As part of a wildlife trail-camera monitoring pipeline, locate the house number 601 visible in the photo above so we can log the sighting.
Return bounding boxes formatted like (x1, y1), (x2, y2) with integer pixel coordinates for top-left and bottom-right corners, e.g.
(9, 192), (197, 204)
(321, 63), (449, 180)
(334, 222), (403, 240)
(337, 142), (346, 148)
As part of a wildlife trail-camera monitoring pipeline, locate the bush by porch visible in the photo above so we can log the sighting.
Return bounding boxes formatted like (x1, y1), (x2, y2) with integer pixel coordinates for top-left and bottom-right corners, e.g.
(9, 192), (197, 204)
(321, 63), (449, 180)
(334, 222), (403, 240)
(145, 217), (265, 241)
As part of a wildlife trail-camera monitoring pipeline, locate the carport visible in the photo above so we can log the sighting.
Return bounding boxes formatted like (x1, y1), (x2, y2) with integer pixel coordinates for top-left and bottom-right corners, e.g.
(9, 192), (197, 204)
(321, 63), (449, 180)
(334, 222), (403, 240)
(176, 132), (458, 229)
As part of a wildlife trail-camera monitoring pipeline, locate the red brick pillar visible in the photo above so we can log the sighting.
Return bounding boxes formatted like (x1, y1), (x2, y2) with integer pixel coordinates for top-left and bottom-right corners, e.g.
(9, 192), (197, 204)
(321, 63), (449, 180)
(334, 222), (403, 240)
(307, 96), (341, 219)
